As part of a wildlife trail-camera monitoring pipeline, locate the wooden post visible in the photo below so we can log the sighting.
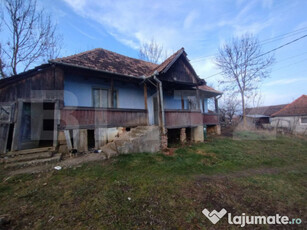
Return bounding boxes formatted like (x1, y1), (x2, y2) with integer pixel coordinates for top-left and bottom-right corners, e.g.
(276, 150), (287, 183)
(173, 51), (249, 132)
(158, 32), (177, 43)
(181, 92), (184, 110)
(214, 96), (218, 114)
(144, 83), (148, 110)
(11, 101), (23, 151)
(53, 101), (60, 148)
(110, 79), (114, 108)
(196, 86), (201, 111)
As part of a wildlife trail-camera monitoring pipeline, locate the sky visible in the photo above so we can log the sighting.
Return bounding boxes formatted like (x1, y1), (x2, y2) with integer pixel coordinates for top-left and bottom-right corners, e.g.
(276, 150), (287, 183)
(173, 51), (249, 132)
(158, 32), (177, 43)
(19, 0), (307, 105)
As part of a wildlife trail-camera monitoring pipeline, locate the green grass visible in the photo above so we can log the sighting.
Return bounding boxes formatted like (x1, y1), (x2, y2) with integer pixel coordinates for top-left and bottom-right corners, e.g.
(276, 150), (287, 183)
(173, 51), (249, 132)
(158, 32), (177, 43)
(0, 135), (306, 229)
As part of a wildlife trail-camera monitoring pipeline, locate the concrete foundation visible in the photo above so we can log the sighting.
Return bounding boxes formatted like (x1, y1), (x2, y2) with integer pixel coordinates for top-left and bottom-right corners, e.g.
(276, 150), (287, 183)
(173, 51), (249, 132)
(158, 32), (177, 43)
(161, 130), (168, 150)
(180, 128), (187, 143)
(95, 128), (107, 149)
(191, 125), (204, 142)
(73, 129), (88, 152)
(207, 125), (221, 136)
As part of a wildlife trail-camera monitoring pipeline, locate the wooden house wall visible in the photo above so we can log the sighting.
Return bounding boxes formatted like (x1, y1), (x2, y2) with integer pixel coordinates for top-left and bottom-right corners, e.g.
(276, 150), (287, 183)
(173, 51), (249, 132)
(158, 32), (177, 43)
(0, 67), (64, 103)
(160, 56), (198, 84)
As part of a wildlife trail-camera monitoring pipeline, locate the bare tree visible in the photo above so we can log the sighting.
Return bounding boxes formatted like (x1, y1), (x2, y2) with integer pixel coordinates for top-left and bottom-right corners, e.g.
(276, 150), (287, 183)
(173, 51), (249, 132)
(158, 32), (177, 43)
(139, 38), (165, 64)
(248, 90), (264, 108)
(219, 95), (240, 126)
(215, 33), (274, 126)
(0, 0), (61, 78)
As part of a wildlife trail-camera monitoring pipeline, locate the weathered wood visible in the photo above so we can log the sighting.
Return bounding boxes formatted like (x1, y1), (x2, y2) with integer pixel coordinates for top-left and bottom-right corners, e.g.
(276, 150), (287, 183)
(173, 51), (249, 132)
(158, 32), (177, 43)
(165, 110), (202, 128)
(160, 56), (198, 84)
(203, 114), (219, 125)
(110, 78), (114, 108)
(0, 124), (9, 154)
(11, 101), (23, 151)
(0, 67), (64, 103)
(144, 83), (148, 110)
(60, 107), (148, 129)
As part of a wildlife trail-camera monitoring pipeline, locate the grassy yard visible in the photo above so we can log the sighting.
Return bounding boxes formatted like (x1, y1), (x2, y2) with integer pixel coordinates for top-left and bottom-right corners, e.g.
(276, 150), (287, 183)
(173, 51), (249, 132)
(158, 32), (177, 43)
(0, 136), (306, 229)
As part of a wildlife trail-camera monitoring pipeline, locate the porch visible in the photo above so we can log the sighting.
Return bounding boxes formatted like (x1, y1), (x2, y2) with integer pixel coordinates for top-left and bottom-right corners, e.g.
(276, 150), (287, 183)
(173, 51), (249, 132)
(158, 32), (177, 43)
(60, 106), (148, 129)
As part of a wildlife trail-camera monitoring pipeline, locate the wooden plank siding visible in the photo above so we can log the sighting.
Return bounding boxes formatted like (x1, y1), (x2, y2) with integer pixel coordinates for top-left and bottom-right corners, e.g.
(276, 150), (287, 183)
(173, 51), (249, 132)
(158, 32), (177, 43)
(0, 67), (64, 103)
(165, 110), (203, 128)
(60, 107), (148, 129)
(203, 113), (219, 125)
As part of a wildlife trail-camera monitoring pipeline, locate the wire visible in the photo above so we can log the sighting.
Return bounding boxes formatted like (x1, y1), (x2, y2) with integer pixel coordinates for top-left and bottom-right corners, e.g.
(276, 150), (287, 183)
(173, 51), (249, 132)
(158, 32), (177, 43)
(203, 34), (307, 79)
(191, 27), (307, 63)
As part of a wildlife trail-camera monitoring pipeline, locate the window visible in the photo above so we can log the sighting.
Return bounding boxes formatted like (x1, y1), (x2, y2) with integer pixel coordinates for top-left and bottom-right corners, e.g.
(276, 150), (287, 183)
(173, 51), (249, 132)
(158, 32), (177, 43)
(301, 117), (307, 124)
(112, 90), (118, 108)
(92, 88), (118, 108)
(93, 88), (108, 108)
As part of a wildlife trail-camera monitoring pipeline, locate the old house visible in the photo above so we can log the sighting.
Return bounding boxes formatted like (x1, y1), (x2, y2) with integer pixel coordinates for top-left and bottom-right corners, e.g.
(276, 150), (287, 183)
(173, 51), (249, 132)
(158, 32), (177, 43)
(245, 104), (288, 128)
(271, 95), (307, 135)
(0, 48), (222, 157)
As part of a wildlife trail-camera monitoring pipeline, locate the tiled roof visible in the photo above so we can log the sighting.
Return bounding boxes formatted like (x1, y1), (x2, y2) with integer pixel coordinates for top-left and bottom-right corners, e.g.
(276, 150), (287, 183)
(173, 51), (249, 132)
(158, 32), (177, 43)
(272, 95), (307, 116)
(52, 48), (158, 77)
(245, 104), (288, 117)
(198, 85), (222, 94)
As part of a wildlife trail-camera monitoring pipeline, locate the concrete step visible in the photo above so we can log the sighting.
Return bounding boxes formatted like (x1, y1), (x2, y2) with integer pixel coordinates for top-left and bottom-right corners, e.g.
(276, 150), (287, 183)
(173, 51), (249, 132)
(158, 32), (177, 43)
(4, 151), (53, 163)
(4, 153), (62, 170)
(6, 147), (55, 157)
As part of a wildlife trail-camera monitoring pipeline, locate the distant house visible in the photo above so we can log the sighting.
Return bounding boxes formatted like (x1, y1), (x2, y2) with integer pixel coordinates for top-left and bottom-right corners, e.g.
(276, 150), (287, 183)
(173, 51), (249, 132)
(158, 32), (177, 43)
(271, 95), (307, 135)
(0, 48), (222, 154)
(245, 104), (288, 127)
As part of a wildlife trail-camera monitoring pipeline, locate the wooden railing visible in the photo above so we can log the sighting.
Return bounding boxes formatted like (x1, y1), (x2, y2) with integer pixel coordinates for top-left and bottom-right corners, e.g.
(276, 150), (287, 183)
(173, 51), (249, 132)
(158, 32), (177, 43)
(60, 107), (148, 129)
(203, 113), (219, 125)
(164, 110), (203, 128)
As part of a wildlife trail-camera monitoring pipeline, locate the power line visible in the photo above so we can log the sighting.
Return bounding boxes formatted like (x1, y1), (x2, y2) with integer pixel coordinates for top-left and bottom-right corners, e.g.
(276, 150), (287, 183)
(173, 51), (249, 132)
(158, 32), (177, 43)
(191, 27), (307, 63)
(203, 34), (307, 79)
(260, 26), (307, 45)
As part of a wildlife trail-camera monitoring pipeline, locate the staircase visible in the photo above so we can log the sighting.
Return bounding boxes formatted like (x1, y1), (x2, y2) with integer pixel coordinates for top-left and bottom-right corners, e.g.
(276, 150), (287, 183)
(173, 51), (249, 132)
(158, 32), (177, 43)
(100, 126), (161, 159)
(1, 147), (62, 170)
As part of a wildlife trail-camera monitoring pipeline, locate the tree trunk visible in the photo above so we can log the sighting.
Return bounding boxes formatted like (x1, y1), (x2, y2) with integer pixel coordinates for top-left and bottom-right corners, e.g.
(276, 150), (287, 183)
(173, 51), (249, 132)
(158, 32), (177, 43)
(241, 92), (246, 128)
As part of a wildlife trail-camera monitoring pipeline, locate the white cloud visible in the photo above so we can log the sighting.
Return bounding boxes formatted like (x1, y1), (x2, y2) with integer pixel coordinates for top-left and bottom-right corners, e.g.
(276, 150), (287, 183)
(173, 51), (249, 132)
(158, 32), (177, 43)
(183, 11), (199, 29)
(264, 78), (307, 86)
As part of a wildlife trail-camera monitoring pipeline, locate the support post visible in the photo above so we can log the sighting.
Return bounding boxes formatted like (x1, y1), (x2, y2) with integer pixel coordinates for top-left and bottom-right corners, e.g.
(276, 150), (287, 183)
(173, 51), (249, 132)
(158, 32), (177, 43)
(144, 83), (148, 110)
(181, 92), (184, 110)
(196, 86), (201, 111)
(110, 79), (114, 108)
(11, 101), (23, 151)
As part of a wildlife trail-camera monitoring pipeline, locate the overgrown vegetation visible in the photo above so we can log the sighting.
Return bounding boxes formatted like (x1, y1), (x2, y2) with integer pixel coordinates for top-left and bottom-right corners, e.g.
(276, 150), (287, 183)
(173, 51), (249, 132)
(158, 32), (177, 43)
(0, 136), (306, 229)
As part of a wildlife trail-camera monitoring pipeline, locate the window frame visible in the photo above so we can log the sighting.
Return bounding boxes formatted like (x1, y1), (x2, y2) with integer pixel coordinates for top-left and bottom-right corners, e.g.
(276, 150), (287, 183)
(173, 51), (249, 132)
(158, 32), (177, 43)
(301, 116), (307, 124)
(92, 88), (109, 108)
(92, 87), (119, 108)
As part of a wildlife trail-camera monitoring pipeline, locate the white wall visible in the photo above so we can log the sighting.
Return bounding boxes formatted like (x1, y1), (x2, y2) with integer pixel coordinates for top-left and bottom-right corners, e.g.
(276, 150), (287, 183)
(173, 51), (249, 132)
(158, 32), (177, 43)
(270, 116), (307, 135)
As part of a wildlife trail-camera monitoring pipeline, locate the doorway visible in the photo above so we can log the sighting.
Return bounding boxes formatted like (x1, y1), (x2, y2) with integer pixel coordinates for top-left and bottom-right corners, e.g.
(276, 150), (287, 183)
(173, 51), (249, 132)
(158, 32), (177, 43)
(18, 102), (55, 150)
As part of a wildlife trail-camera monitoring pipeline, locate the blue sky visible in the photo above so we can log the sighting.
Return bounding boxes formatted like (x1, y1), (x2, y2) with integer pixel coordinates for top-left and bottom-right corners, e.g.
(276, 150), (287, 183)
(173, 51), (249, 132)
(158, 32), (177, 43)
(40, 0), (307, 105)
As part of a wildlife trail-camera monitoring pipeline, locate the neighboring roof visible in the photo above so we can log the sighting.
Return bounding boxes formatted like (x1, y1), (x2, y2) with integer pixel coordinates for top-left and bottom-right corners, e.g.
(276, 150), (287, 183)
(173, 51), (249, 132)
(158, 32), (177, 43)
(51, 48), (158, 77)
(198, 85), (222, 95)
(272, 95), (307, 117)
(245, 104), (288, 117)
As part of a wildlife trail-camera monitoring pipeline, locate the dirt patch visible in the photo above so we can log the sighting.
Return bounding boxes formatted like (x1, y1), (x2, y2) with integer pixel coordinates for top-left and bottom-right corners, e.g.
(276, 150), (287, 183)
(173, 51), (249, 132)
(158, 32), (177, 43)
(5, 153), (107, 176)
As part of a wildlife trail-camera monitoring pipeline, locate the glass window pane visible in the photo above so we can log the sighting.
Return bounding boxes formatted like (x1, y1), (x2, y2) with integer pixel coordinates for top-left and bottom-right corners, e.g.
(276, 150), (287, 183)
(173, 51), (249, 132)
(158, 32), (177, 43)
(100, 89), (108, 108)
(93, 89), (100, 107)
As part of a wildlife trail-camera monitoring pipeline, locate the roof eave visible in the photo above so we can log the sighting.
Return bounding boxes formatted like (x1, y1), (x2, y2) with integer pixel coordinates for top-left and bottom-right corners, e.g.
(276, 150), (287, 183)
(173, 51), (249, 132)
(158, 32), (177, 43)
(50, 60), (145, 81)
